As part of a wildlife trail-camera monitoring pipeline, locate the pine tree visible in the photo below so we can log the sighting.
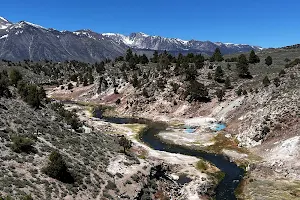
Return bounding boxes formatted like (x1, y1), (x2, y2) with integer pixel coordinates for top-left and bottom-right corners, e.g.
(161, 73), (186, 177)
(273, 77), (280, 87)
(214, 66), (224, 82)
(140, 54), (149, 65)
(249, 50), (260, 64)
(216, 89), (225, 101)
(151, 50), (159, 63)
(224, 77), (232, 89)
(210, 48), (224, 62)
(263, 76), (270, 87)
(9, 69), (22, 86)
(265, 56), (273, 66)
(207, 72), (212, 79)
(186, 80), (209, 102)
(236, 54), (251, 78)
(126, 48), (133, 62)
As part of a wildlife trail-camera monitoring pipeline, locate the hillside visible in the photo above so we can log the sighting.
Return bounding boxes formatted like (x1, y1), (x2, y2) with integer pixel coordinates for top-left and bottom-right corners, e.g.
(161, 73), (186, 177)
(47, 47), (300, 199)
(1, 46), (300, 199)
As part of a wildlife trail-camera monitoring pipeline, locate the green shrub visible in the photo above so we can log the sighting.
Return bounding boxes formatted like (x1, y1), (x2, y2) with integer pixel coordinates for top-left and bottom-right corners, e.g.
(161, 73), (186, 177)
(11, 136), (35, 153)
(43, 151), (74, 183)
(236, 88), (243, 96)
(0, 72), (11, 97)
(17, 82), (44, 108)
(9, 69), (22, 86)
(196, 160), (208, 171)
(51, 103), (81, 131)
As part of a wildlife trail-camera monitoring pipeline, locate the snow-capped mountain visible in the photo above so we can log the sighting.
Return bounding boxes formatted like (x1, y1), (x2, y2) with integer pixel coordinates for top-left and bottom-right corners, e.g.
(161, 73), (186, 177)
(0, 19), (126, 62)
(0, 17), (12, 29)
(102, 32), (262, 54)
(0, 16), (262, 62)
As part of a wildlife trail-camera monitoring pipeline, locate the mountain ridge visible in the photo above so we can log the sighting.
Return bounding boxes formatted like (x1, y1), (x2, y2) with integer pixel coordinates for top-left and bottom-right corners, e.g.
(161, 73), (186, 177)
(0, 16), (263, 62)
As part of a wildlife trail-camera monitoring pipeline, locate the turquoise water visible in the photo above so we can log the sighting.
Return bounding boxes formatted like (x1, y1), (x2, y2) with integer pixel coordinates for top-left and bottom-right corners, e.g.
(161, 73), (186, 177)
(184, 125), (196, 133)
(213, 123), (226, 131)
(185, 128), (196, 133)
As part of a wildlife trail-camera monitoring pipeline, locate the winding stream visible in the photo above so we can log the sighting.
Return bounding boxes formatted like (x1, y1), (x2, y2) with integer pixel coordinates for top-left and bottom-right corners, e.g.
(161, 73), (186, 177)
(102, 116), (245, 200)
(61, 102), (244, 199)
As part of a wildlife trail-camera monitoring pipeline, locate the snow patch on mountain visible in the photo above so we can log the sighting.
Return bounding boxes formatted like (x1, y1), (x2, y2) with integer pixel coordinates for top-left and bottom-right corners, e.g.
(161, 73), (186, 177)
(0, 16), (12, 29)
(0, 34), (8, 39)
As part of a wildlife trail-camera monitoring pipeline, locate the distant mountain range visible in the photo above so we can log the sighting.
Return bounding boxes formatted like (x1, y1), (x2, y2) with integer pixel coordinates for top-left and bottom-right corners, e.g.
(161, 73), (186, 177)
(0, 16), (262, 62)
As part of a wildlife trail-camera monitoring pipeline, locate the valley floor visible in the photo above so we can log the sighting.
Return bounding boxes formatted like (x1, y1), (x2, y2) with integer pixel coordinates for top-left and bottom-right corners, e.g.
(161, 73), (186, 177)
(47, 80), (300, 200)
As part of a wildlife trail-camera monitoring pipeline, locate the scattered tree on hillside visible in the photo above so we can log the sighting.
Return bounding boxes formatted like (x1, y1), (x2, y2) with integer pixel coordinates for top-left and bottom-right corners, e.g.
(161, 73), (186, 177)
(11, 136), (35, 153)
(279, 69), (286, 77)
(95, 61), (105, 74)
(214, 66), (224, 83)
(68, 83), (73, 90)
(151, 50), (159, 63)
(140, 54), (149, 65)
(207, 72), (212, 79)
(210, 48), (224, 62)
(185, 80), (210, 102)
(263, 76), (271, 87)
(236, 88), (243, 96)
(88, 73), (94, 84)
(131, 73), (139, 88)
(126, 48), (133, 62)
(216, 89), (225, 102)
(273, 77), (280, 87)
(249, 50), (260, 64)
(224, 77), (232, 89)
(184, 63), (197, 81)
(265, 56), (273, 66)
(118, 136), (132, 154)
(43, 151), (74, 183)
(9, 69), (22, 86)
(236, 54), (251, 78)
(0, 71), (11, 97)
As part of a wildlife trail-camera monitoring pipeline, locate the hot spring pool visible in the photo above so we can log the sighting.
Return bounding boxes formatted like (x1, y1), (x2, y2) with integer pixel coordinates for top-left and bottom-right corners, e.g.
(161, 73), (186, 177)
(213, 123), (226, 131)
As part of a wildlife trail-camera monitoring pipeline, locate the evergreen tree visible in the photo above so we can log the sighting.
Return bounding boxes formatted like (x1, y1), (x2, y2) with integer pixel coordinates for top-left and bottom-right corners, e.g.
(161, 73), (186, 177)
(95, 61), (105, 74)
(236, 88), (243, 96)
(177, 53), (184, 63)
(43, 151), (74, 183)
(249, 50), (260, 64)
(279, 69), (286, 77)
(9, 69), (22, 86)
(263, 76), (270, 87)
(236, 54), (251, 78)
(0, 72), (11, 97)
(273, 77), (280, 87)
(184, 63), (197, 81)
(265, 56), (273, 66)
(131, 73), (139, 88)
(174, 61), (181, 76)
(216, 89), (225, 101)
(210, 48), (224, 62)
(214, 66), (224, 82)
(125, 48), (133, 62)
(151, 50), (159, 63)
(140, 54), (149, 65)
(89, 74), (94, 84)
(195, 59), (204, 69)
(207, 72), (212, 79)
(186, 80), (210, 102)
(224, 77), (232, 89)
(129, 57), (137, 70)
(118, 136), (132, 154)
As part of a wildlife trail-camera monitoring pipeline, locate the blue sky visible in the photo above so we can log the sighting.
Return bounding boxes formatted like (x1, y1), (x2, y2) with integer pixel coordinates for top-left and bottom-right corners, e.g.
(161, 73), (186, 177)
(1, 0), (300, 48)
